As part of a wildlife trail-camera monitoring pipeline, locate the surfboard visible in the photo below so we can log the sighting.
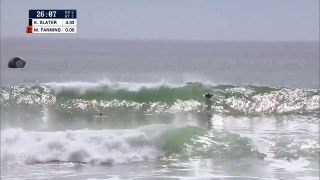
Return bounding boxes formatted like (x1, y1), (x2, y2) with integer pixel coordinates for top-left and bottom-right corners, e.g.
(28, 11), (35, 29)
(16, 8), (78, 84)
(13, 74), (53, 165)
(130, 113), (153, 116)
(143, 114), (153, 116)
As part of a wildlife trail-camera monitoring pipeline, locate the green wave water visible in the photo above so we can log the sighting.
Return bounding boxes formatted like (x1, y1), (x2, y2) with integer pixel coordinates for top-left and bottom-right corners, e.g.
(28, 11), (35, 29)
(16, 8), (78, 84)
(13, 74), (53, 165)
(158, 126), (318, 161)
(1, 82), (319, 116)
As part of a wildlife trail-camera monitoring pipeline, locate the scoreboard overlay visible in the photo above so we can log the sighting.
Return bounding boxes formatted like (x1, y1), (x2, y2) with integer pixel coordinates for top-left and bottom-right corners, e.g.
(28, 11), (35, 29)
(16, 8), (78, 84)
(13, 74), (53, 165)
(26, 10), (77, 34)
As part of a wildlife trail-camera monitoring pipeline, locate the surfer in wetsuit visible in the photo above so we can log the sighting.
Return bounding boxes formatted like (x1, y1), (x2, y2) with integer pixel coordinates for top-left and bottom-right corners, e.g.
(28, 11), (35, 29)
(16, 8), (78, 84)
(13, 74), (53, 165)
(204, 93), (213, 99)
(204, 93), (214, 110)
(204, 93), (214, 128)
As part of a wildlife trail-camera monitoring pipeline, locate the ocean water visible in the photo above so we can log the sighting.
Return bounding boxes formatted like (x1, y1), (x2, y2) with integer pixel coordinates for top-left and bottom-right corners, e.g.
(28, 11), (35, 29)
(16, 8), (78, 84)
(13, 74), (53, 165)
(1, 38), (319, 179)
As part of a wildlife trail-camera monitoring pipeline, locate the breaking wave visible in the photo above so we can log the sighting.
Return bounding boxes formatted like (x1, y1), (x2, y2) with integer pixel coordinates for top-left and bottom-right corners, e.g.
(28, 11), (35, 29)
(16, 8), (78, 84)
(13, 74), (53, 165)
(2, 126), (318, 165)
(1, 81), (319, 116)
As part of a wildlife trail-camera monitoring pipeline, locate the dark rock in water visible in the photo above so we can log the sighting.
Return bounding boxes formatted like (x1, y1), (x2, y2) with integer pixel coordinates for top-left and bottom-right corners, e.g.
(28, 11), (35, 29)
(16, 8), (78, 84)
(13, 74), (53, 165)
(8, 57), (26, 68)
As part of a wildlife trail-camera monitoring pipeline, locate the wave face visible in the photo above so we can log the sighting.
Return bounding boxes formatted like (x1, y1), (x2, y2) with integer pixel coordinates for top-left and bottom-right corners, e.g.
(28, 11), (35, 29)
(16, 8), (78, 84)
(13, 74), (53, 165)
(1, 81), (319, 116)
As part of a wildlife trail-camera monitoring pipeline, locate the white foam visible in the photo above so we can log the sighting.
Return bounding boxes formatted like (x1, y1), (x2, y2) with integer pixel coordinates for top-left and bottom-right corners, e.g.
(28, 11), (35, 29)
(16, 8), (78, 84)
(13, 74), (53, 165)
(269, 158), (312, 172)
(296, 177), (320, 180)
(1, 128), (164, 165)
(43, 79), (185, 94)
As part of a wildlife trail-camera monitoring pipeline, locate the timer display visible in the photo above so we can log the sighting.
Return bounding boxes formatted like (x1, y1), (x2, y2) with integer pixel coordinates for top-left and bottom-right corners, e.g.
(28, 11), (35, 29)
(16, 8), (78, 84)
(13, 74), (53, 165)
(27, 9), (77, 34)
(29, 10), (77, 19)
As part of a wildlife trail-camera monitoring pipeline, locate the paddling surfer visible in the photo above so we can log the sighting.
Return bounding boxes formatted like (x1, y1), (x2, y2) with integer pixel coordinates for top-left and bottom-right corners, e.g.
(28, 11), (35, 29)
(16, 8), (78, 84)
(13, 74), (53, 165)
(97, 112), (104, 124)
